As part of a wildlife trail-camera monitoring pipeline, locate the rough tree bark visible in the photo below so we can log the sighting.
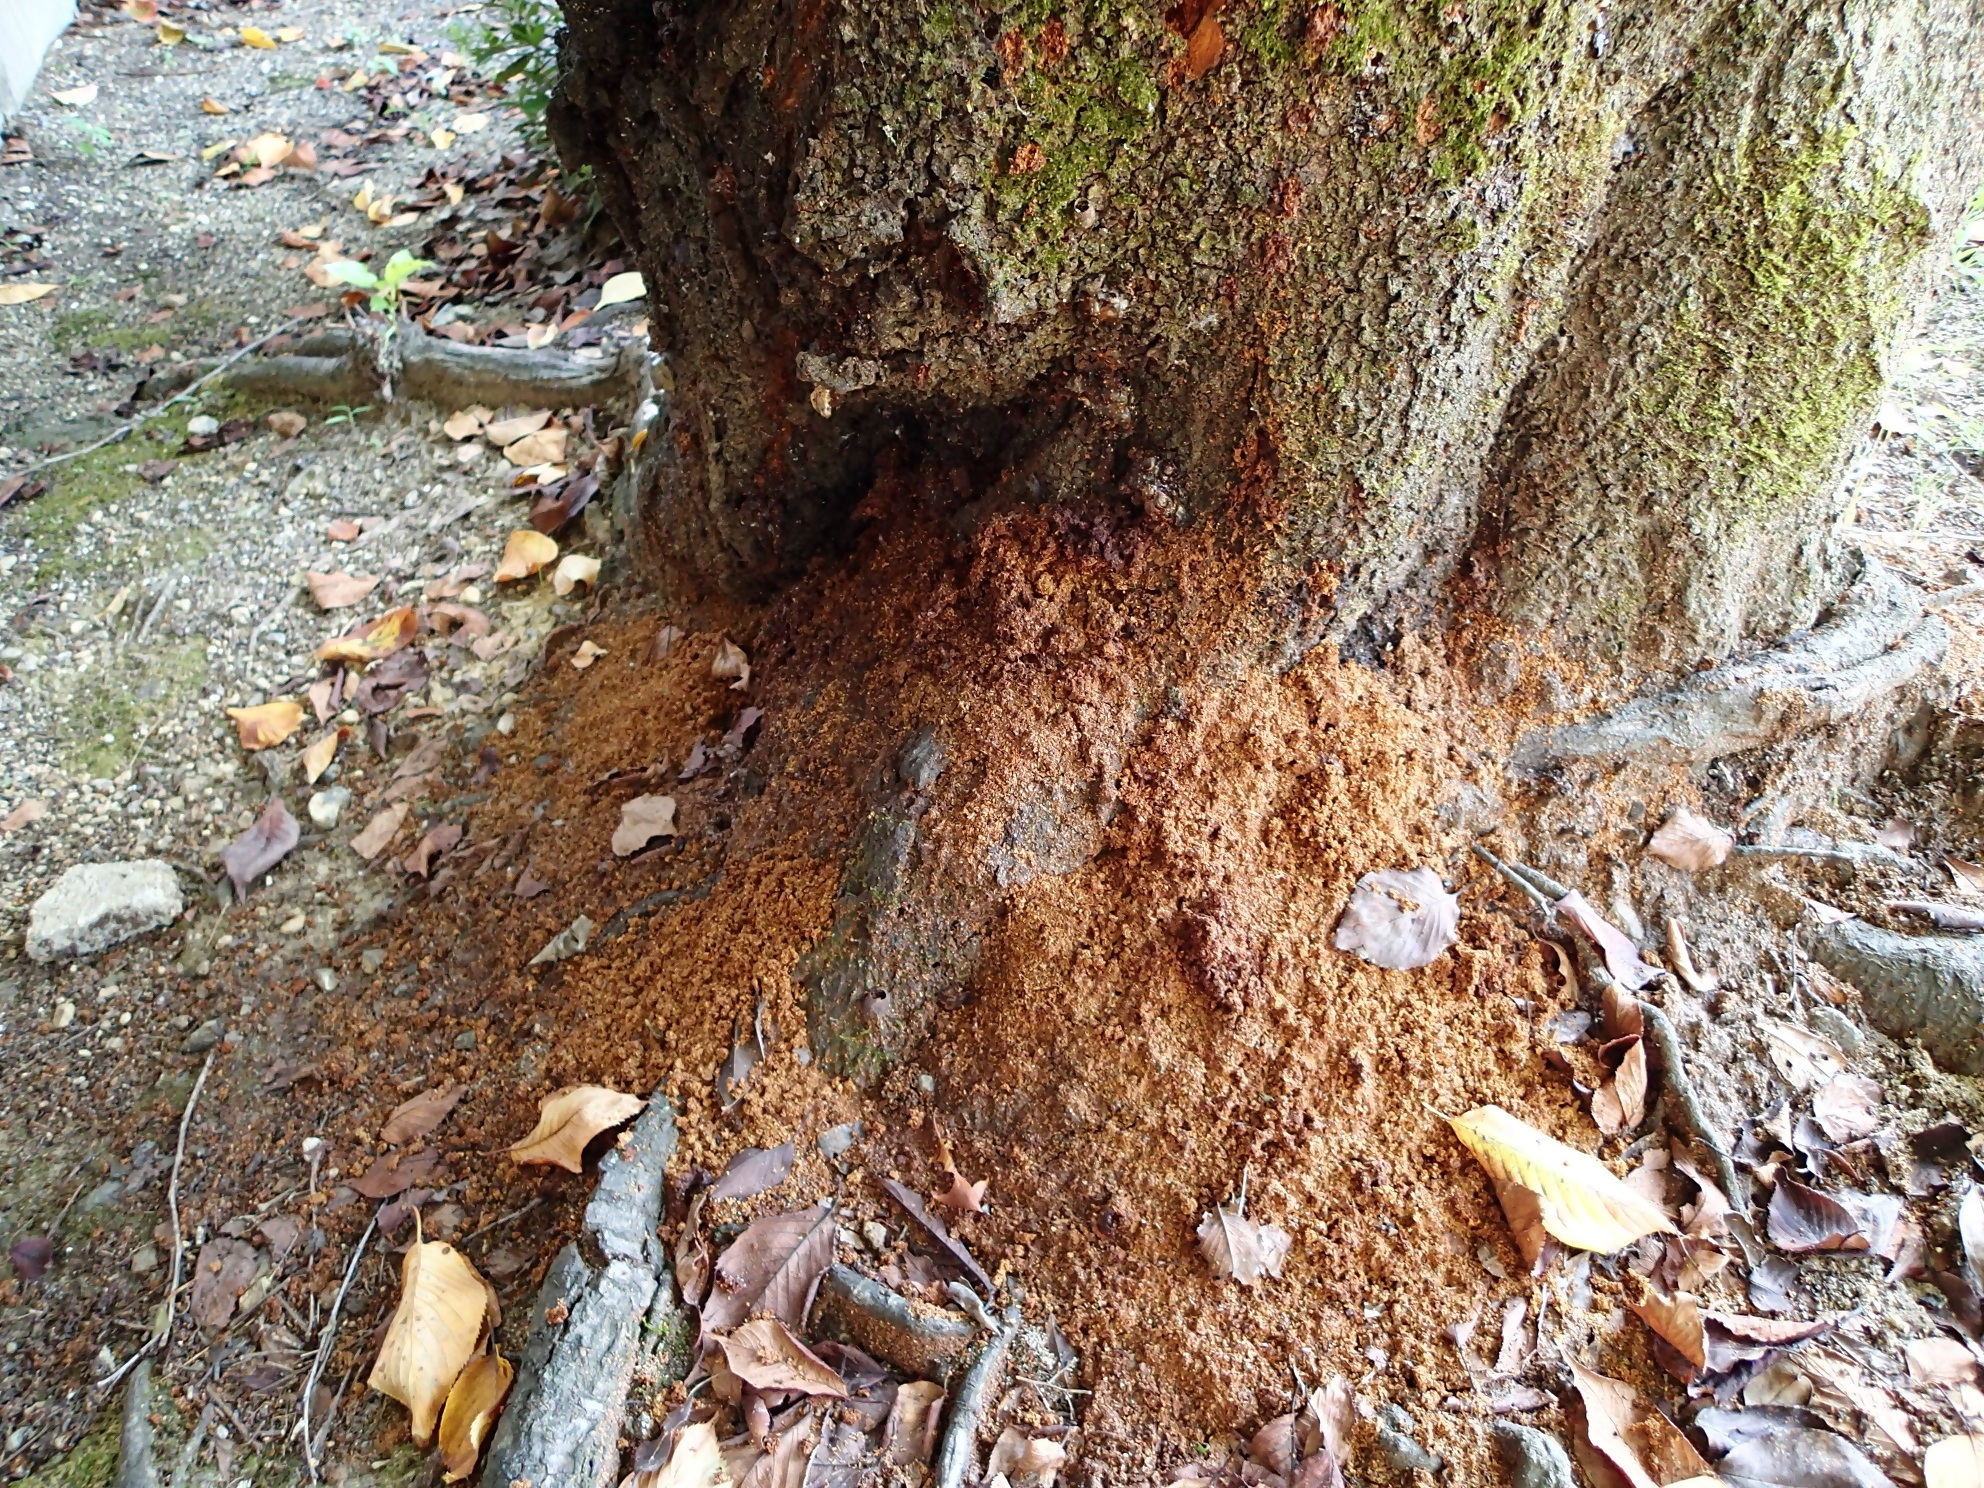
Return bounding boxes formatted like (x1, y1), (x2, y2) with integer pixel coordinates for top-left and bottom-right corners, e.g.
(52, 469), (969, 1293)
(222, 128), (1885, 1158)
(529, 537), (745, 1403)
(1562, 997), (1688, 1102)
(549, 0), (1984, 1072)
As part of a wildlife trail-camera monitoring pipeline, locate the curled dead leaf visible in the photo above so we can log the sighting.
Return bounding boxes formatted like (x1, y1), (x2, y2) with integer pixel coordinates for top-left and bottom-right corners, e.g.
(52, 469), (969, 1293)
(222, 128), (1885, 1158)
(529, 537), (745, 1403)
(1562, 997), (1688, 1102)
(305, 570), (380, 609)
(1646, 806), (1733, 871)
(1555, 892), (1662, 991)
(226, 698), (304, 750)
(1196, 1180), (1291, 1287)
(509, 1085), (644, 1171)
(613, 795), (677, 856)
(1333, 866), (1460, 970)
(369, 1240), (488, 1445)
(717, 1316), (847, 1398)
(553, 553), (601, 597)
(438, 1349), (512, 1481)
(495, 530), (558, 582)
(302, 727), (347, 785)
(1448, 1105), (1675, 1254)
(712, 637), (751, 690)
(317, 606), (416, 665)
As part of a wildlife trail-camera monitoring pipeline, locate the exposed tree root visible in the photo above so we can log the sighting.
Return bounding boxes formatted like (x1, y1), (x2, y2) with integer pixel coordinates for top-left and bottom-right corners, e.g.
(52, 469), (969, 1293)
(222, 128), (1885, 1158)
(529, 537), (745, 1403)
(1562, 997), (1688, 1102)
(138, 322), (642, 413)
(1807, 917), (1984, 1075)
(932, 1301), (1020, 1488)
(812, 1263), (977, 1383)
(1516, 555), (1947, 767)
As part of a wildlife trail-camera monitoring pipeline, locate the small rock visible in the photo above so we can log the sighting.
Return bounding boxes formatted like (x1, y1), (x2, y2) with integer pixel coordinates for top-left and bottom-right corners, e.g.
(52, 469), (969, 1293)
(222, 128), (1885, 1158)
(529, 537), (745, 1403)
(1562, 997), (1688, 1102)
(129, 1244), (159, 1274)
(898, 726), (946, 790)
(1376, 1426), (1442, 1476)
(1806, 1004), (1864, 1056)
(77, 1179), (123, 1213)
(1491, 1422), (1576, 1488)
(916, 1072), (935, 1094)
(280, 913), (306, 934)
(453, 1029), (477, 1051)
(859, 1219), (887, 1252)
(496, 711), (516, 736)
(360, 948), (386, 975)
(26, 860), (183, 963)
(308, 787), (350, 829)
(51, 999), (76, 1029)
(186, 414), (219, 437)
(314, 968), (337, 992)
(181, 1018), (225, 1055)
(818, 1121), (863, 1159)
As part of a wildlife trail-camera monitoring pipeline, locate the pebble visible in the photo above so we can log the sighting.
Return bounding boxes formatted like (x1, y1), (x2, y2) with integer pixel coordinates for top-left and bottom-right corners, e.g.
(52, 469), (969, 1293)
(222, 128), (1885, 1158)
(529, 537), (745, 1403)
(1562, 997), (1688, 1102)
(51, 999), (75, 1030)
(360, 948), (386, 975)
(1807, 1004), (1864, 1056)
(181, 1018), (225, 1055)
(186, 415), (220, 436)
(1491, 1422), (1575, 1488)
(280, 913), (307, 934)
(1376, 1426), (1442, 1476)
(453, 1030), (477, 1051)
(818, 1121), (863, 1159)
(26, 860), (184, 963)
(859, 1220), (888, 1252)
(308, 786), (351, 829)
(314, 968), (338, 992)
(129, 1244), (159, 1275)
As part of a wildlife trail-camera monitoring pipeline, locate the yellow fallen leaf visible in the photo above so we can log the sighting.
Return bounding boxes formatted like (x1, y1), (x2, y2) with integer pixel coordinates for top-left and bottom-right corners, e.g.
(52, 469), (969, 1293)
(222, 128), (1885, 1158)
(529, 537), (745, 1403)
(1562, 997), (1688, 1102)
(316, 605), (416, 665)
(552, 554), (600, 597)
(226, 699), (304, 750)
(510, 1086), (644, 1171)
(525, 322), (558, 350)
(452, 111), (489, 132)
(239, 25), (276, 48)
(430, 127), (456, 150)
(340, 70), (371, 92)
(444, 182), (464, 205)
(1447, 1105), (1675, 1254)
(642, 1420), (730, 1488)
(439, 1350), (513, 1481)
(302, 728), (347, 785)
(200, 96), (231, 114)
(596, 270), (646, 308)
(353, 181), (373, 213)
(245, 132), (293, 168)
(369, 1241), (488, 1446)
(495, 530), (558, 582)
(0, 284), (58, 306)
(199, 138), (236, 161)
(442, 406), (489, 441)
(156, 20), (184, 43)
(274, 26), (305, 42)
(1927, 1435), (1984, 1488)
(51, 84), (99, 107)
(503, 426), (567, 466)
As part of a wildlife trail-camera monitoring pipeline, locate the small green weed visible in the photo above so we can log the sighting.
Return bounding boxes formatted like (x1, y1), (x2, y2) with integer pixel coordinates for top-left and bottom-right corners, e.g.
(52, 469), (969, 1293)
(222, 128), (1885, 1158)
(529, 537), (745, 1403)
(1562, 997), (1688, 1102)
(449, 0), (561, 147)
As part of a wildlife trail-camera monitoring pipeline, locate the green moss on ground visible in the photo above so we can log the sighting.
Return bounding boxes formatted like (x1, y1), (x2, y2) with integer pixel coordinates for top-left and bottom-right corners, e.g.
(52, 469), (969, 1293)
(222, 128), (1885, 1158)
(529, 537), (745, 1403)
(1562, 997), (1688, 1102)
(18, 1407), (119, 1488)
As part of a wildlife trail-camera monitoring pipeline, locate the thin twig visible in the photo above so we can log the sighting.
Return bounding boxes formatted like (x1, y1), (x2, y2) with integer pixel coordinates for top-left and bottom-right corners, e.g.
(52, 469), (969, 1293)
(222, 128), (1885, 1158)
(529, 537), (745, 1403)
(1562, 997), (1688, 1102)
(301, 1210), (378, 1483)
(9, 318), (308, 479)
(161, 1047), (219, 1357)
(458, 1197), (540, 1250)
(1473, 845), (1553, 911)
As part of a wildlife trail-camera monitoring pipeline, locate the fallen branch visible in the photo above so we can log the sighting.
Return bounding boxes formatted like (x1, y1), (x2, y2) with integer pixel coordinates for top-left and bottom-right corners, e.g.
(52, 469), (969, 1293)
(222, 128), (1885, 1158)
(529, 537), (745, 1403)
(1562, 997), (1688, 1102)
(300, 1210), (377, 1483)
(161, 1047), (218, 1355)
(8, 319), (309, 480)
(932, 1300), (1020, 1488)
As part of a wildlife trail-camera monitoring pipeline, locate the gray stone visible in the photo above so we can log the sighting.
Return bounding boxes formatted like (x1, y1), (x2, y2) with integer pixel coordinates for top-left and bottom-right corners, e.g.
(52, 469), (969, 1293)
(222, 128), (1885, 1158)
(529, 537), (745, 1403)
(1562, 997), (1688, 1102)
(181, 1019), (224, 1055)
(819, 1120), (863, 1159)
(360, 948), (386, 975)
(898, 726), (946, 790)
(185, 415), (219, 437)
(129, 1244), (159, 1274)
(1491, 1422), (1575, 1488)
(452, 1029), (477, 1051)
(307, 787), (350, 829)
(1376, 1426), (1442, 1475)
(27, 861), (183, 963)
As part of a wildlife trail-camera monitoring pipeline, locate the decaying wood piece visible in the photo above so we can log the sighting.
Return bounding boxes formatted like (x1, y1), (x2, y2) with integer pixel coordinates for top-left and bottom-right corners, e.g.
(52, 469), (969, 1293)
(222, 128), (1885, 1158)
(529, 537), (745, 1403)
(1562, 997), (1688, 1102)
(810, 1263), (977, 1383)
(1807, 919), (1984, 1075)
(1516, 557), (1947, 767)
(481, 1094), (684, 1488)
(141, 322), (641, 413)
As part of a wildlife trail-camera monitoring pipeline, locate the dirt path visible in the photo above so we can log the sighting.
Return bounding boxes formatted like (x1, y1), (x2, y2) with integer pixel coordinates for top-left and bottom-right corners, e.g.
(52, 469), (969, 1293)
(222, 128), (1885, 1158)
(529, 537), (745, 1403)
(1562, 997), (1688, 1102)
(2, 9), (1984, 1487)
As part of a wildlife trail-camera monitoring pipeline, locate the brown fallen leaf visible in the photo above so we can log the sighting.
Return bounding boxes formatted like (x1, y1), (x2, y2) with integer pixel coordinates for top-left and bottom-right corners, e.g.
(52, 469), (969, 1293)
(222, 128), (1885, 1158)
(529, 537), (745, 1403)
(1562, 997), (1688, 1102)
(352, 1148), (444, 1199)
(1625, 1276), (1705, 1378)
(509, 1086), (644, 1171)
(200, 96), (231, 113)
(317, 606), (417, 664)
(718, 1317), (848, 1399)
(267, 409), (307, 438)
(1890, 900), (1984, 933)
(369, 1240), (489, 1445)
(987, 1427), (1069, 1485)
(302, 727), (347, 785)
(327, 518), (360, 541)
(1448, 1105), (1675, 1254)
(883, 1381), (946, 1467)
(709, 1142), (795, 1203)
(438, 1349), (512, 1481)
(1591, 1036), (1648, 1135)
(878, 1180), (997, 1294)
(713, 637), (751, 690)
(932, 1126), (988, 1213)
(700, 1202), (837, 1334)
(1332, 866), (1460, 970)
(503, 425), (568, 467)
(1664, 917), (1719, 993)
(404, 823), (463, 878)
(553, 553), (601, 597)
(482, 409), (549, 446)
(1811, 1072), (1882, 1142)
(1767, 1176), (1890, 1254)
(613, 794), (677, 856)
(1908, 1338), (1981, 1387)
(226, 698), (304, 749)
(1555, 892), (1662, 991)
(383, 1084), (465, 1146)
(1568, 1359), (1713, 1488)
(635, 1420), (729, 1488)
(1196, 1175), (1291, 1287)
(495, 530), (558, 582)
(572, 639), (607, 670)
(442, 406), (491, 441)
(1760, 1018), (1847, 1090)
(351, 802), (409, 859)
(1877, 817), (1916, 854)
(674, 1190), (711, 1307)
(1646, 806), (1733, 871)
(305, 570), (380, 609)
(222, 798), (300, 900)
(1948, 859), (1984, 898)
(2, 799), (48, 832)
(189, 1237), (260, 1330)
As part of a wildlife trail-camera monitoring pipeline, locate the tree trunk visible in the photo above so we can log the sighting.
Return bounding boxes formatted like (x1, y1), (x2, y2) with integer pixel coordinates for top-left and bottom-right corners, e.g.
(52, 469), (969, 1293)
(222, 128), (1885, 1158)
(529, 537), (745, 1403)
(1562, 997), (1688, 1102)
(545, 0), (1984, 1463)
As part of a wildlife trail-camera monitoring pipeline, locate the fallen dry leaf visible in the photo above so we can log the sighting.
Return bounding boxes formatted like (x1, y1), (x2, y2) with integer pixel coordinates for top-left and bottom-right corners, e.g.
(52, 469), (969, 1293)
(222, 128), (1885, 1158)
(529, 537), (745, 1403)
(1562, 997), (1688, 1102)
(597, 270), (647, 308)
(1625, 1276), (1705, 1376)
(240, 25), (277, 48)
(1811, 1073), (1882, 1142)
(50, 83), (98, 106)
(709, 1142), (795, 1203)
(351, 802), (410, 859)
(878, 1180), (996, 1294)
(267, 409), (307, 438)
(443, 406), (490, 441)
(0, 283), (58, 306)
(189, 1237), (259, 1330)
(226, 698), (304, 749)
(1665, 916), (1719, 993)
(327, 518), (360, 541)
(1948, 860), (1984, 898)
(509, 1086), (644, 1171)
(613, 795), (677, 856)
(222, 798), (300, 900)
(1333, 866), (1459, 970)
(303, 727), (347, 785)
(1646, 806), (1733, 871)
(1591, 1036), (1648, 1136)
(718, 1317), (848, 1399)
(1877, 817), (1916, 853)
(572, 639), (607, 669)
(1927, 1434), (1984, 1488)
(553, 553), (600, 597)
(933, 1128), (989, 1213)
(200, 96), (230, 113)
(305, 570), (380, 609)
(438, 1349), (512, 1481)
(1908, 1338), (1981, 1387)
(1196, 1180), (1291, 1287)
(504, 426), (568, 467)
(1568, 1359), (1712, 1488)
(483, 410), (549, 445)
(1767, 1176), (1876, 1253)
(884, 1380), (946, 1467)
(700, 1203), (837, 1334)
(495, 530), (558, 582)
(383, 1084), (465, 1146)
(713, 637), (751, 690)
(369, 1240), (489, 1445)
(987, 1428), (1068, 1486)
(675, 1190), (711, 1306)
(637, 1420), (729, 1488)
(317, 606), (417, 665)
(527, 914), (594, 965)
(1555, 892), (1662, 991)
(1, 799), (47, 832)
(404, 823), (462, 878)
(1448, 1105), (1675, 1254)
